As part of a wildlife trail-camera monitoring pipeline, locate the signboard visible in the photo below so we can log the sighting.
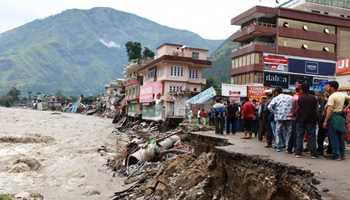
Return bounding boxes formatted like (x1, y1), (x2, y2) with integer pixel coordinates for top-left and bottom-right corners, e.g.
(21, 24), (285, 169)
(312, 78), (329, 92)
(140, 82), (163, 103)
(229, 91), (240, 103)
(288, 58), (335, 76)
(263, 54), (288, 72)
(289, 75), (313, 86)
(221, 83), (247, 97)
(336, 58), (350, 75)
(247, 86), (266, 101)
(186, 87), (216, 105)
(337, 75), (350, 90)
(263, 72), (289, 89)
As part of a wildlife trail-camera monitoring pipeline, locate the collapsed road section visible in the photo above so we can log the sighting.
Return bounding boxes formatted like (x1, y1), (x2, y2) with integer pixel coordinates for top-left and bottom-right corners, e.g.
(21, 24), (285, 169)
(109, 120), (322, 200)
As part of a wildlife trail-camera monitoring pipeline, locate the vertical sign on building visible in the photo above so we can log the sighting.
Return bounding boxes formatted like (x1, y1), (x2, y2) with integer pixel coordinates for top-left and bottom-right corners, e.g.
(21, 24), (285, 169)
(337, 58), (350, 75)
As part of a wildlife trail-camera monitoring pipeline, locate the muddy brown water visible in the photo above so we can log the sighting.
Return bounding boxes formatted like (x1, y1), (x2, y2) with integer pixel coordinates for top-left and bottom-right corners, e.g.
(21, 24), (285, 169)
(0, 107), (127, 200)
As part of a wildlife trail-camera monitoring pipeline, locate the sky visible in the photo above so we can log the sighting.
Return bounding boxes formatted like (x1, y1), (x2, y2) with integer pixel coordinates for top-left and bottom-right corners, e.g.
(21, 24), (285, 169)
(0, 0), (289, 40)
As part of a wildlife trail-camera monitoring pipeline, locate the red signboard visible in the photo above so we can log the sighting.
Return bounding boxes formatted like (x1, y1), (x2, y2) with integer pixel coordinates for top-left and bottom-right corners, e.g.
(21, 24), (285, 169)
(263, 54), (288, 72)
(247, 86), (267, 102)
(140, 82), (163, 103)
(337, 58), (350, 75)
(124, 79), (139, 87)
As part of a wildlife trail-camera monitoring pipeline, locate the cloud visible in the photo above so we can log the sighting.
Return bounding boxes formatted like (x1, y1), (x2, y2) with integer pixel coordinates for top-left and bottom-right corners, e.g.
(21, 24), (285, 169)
(99, 39), (121, 48)
(0, 0), (289, 39)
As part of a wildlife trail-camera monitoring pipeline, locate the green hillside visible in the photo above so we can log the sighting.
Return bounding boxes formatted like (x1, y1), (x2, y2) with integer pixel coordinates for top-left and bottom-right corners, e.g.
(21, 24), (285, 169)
(204, 39), (239, 83)
(0, 7), (222, 95)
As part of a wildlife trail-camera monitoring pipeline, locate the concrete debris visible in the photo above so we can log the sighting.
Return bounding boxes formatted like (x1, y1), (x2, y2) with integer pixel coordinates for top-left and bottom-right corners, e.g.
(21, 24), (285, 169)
(109, 118), (322, 200)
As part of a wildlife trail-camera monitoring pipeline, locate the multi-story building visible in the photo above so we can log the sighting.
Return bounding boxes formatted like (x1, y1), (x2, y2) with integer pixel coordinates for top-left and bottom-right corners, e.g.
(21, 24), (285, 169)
(124, 63), (144, 118)
(282, 0), (350, 91)
(282, 0), (350, 18)
(230, 4), (350, 89)
(127, 43), (211, 121)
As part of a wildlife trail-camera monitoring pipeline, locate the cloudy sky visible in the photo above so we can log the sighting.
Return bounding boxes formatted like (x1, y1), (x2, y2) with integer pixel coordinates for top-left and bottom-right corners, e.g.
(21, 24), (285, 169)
(0, 0), (289, 40)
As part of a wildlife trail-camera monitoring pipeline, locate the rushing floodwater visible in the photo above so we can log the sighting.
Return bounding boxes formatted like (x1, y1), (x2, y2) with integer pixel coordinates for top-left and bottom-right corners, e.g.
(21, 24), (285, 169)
(0, 107), (126, 200)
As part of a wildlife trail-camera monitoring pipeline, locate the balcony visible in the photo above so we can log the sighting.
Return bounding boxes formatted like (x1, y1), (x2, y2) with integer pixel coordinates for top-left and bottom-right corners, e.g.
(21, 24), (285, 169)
(231, 22), (277, 42)
(231, 64), (264, 76)
(232, 41), (276, 58)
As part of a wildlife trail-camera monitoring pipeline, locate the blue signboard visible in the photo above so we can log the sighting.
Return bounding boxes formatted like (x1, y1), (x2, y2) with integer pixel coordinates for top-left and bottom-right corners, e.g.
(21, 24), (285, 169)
(311, 78), (329, 92)
(288, 58), (335, 76)
(264, 72), (289, 89)
(186, 87), (216, 105)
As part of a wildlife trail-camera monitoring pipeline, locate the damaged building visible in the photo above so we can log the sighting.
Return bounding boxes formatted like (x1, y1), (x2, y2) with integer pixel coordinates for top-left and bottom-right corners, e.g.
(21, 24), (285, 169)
(123, 43), (212, 122)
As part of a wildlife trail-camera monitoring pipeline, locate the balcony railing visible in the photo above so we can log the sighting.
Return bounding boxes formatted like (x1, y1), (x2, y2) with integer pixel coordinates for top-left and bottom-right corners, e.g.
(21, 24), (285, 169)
(237, 22), (276, 33)
(232, 41), (276, 52)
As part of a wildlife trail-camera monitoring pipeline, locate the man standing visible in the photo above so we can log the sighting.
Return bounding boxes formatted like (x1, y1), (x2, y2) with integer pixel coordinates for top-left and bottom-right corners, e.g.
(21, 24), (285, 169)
(213, 98), (225, 135)
(258, 97), (268, 141)
(226, 100), (239, 135)
(295, 83), (318, 158)
(268, 87), (293, 152)
(323, 81), (350, 160)
(288, 82), (302, 154)
(265, 93), (275, 148)
(241, 97), (256, 139)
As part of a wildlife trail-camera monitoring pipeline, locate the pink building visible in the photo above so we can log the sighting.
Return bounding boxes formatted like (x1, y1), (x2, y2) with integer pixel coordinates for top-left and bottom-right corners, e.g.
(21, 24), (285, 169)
(126, 43), (212, 121)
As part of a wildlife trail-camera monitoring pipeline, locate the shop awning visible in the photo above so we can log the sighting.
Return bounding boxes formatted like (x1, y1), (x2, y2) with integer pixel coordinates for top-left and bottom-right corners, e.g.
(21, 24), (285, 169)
(186, 87), (216, 105)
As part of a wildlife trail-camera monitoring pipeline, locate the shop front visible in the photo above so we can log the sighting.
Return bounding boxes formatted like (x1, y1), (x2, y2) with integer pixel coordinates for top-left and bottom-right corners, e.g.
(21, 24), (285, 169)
(140, 82), (164, 121)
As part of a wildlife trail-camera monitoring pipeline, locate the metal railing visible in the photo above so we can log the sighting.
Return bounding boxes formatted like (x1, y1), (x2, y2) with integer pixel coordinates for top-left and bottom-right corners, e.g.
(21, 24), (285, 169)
(236, 22), (276, 33)
(232, 41), (276, 52)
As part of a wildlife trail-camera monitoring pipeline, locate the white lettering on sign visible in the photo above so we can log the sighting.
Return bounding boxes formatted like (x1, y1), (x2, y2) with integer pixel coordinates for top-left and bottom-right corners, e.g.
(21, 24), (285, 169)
(337, 59), (349, 69)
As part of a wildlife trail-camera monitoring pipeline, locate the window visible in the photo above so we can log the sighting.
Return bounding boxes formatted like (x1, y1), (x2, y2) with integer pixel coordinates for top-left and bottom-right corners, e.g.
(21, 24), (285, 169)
(170, 85), (183, 92)
(324, 28), (330, 34)
(302, 44), (309, 49)
(189, 69), (200, 79)
(171, 65), (183, 77)
(192, 52), (200, 59)
(283, 22), (289, 28)
(303, 25), (309, 31)
(147, 67), (157, 79)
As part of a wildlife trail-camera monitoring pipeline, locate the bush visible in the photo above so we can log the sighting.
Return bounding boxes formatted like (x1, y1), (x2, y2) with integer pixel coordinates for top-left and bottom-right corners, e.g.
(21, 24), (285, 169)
(0, 96), (15, 107)
(0, 194), (13, 200)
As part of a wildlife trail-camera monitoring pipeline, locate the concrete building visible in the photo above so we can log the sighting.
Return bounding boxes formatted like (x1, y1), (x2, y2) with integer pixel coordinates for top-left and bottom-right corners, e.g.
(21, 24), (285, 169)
(282, 0), (350, 17)
(124, 62), (146, 118)
(230, 4), (350, 90)
(126, 43), (211, 121)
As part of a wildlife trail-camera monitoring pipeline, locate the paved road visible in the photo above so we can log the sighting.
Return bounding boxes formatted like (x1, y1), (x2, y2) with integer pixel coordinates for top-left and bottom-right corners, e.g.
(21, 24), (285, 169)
(193, 131), (350, 200)
(0, 107), (125, 200)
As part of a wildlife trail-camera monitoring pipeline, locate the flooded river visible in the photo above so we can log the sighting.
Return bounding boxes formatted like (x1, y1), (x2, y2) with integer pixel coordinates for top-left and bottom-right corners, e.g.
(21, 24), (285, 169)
(0, 107), (125, 200)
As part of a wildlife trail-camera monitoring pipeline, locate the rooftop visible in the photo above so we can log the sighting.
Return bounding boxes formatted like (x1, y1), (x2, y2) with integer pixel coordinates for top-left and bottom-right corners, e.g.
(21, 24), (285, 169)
(156, 43), (209, 52)
(231, 5), (350, 27)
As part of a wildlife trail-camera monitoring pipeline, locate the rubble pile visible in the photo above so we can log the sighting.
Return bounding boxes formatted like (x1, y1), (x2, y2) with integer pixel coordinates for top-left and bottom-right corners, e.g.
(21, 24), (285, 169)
(178, 122), (214, 133)
(109, 119), (322, 200)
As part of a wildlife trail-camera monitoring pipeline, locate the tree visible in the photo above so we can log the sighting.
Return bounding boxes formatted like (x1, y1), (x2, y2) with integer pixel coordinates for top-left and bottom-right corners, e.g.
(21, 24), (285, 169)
(142, 47), (155, 59)
(7, 87), (20, 101)
(204, 77), (221, 95)
(125, 41), (142, 62)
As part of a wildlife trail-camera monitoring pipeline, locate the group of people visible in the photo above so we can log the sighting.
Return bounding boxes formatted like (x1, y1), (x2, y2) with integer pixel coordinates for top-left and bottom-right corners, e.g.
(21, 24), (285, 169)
(212, 81), (350, 161)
